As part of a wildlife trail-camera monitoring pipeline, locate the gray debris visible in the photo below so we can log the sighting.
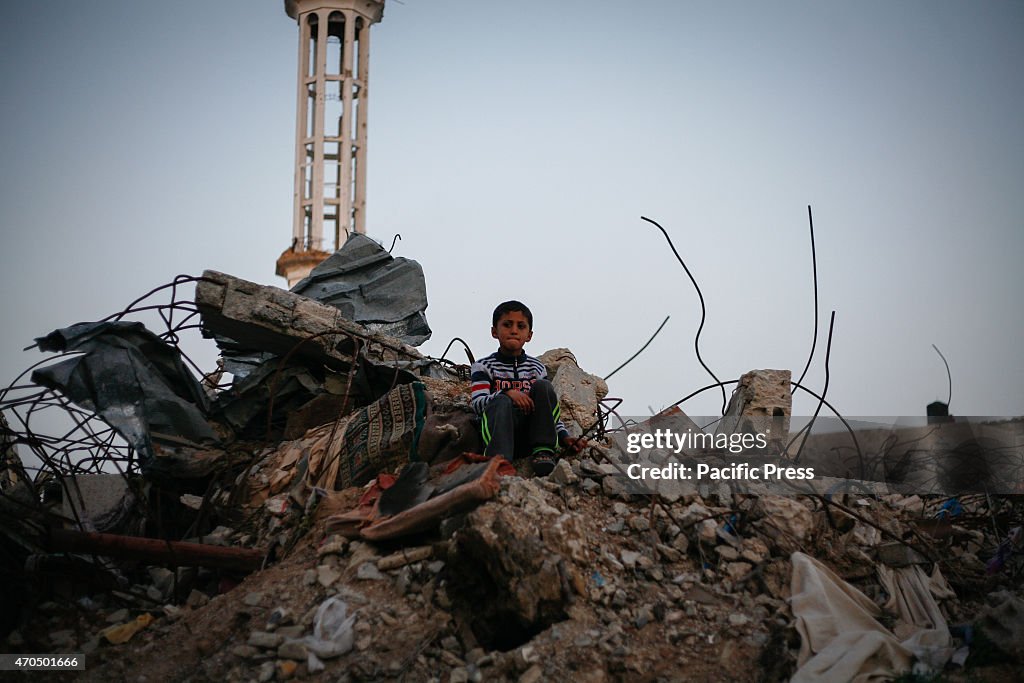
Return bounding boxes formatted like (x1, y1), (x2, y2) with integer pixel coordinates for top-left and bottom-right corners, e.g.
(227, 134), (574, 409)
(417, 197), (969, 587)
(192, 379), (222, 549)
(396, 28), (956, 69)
(356, 562), (386, 581)
(32, 321), (219, 471)
(291, 234), (432, 346)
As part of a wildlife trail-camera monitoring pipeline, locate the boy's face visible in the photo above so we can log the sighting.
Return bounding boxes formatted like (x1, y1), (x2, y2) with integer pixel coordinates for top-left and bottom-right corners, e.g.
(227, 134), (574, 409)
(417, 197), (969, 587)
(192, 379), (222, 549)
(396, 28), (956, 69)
(492, 311), (533, 356)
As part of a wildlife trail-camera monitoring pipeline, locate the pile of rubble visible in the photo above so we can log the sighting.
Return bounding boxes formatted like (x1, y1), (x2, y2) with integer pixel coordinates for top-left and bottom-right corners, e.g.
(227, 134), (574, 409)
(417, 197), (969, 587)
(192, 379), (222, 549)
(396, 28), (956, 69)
(1, 236), (1022, 682)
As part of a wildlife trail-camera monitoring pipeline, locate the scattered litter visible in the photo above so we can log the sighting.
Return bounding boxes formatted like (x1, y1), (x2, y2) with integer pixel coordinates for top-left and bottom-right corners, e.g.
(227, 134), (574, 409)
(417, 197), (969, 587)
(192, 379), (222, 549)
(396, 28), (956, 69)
(300, 597), (356, 659)
(100, 613), (154, 645)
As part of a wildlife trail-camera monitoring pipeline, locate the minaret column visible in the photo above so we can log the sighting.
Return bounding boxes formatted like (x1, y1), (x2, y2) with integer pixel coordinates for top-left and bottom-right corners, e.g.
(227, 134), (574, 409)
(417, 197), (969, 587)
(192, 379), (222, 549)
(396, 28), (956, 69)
(337, 9), (356, 245)
(277, 0), (385, 287)
(353, 17), (370, 233)
(290, 14), (308, 248)
(310, 8), (329, 250)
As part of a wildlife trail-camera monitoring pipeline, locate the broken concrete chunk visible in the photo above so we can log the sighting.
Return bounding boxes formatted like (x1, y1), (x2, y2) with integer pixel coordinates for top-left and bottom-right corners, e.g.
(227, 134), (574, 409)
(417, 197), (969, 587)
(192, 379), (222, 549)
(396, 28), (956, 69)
(716, 369), (791, 450)
(106, 608), (130, 623)
(549, 459), (578, 486)
(620, 550), (641, 569)
(248, 631), (285, 650)
(1, 412), (22, 485)
(535, 348), (578, 378)
(740, 537), (771, 564)
(186, 590), (209, 609)
(317, 535), (350, 558)
(317, 565), (341, 587)
(277, 639), (309, 661)
(537, 348), (608, 437)
(356, 562), (386, 581)
(656, 543), (682, 563)
(448, 479), (584, 649)
(346, 542), (380, 570)
(545, 512), (592, 564)
(752, 496), (812, 552)
(653, 476), (698, 504)
(602, 474), (638, 500)
(697, 519), (719, 544)
(714, 545), (740, 562)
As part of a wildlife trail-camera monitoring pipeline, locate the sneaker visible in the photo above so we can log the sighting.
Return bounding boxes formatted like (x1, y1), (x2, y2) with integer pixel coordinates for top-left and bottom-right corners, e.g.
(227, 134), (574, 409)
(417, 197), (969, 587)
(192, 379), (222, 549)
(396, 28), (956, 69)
(532, 452), (555, 477)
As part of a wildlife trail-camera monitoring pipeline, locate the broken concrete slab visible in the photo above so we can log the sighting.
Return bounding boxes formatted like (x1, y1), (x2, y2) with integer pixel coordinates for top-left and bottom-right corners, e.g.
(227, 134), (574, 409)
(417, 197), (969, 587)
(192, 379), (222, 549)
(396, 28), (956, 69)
(196, 270), (454, 380)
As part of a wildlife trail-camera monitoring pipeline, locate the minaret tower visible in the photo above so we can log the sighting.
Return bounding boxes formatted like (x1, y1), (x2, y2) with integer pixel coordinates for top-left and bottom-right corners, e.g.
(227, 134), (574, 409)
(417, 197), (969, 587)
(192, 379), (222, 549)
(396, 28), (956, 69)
(276, 0), (385, 287)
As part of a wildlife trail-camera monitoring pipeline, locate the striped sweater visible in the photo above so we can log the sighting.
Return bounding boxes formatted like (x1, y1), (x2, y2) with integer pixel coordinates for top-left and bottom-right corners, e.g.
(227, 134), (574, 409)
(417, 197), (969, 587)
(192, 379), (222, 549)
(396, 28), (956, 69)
(470, 350), (569, 438)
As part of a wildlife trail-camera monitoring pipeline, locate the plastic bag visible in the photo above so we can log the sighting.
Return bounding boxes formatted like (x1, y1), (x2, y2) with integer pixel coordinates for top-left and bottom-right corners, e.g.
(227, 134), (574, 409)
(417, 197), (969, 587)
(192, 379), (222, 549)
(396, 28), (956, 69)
(300, 597), (356, 659)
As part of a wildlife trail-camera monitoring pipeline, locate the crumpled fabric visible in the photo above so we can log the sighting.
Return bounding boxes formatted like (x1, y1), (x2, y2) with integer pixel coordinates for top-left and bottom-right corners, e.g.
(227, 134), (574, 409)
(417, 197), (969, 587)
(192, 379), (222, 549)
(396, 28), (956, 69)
(324, 455), (509, 541)
(31, 321), (218, 468)
(877, 564), (954, 672)
(790, 551), (954, 682)
(790, 551), (911, 683)
(302, 382), (428, 491)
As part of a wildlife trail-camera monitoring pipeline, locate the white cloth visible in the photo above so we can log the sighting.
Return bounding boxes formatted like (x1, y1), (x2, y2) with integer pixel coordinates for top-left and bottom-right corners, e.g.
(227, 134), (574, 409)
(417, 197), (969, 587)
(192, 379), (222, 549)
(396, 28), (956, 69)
(877, 564), (953, 671)
(790, 552), (953, 682)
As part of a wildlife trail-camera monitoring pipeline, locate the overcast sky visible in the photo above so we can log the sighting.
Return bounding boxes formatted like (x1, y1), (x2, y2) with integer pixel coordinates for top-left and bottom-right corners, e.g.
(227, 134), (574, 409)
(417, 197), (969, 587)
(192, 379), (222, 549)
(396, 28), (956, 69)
(1, 0), (1022, 425)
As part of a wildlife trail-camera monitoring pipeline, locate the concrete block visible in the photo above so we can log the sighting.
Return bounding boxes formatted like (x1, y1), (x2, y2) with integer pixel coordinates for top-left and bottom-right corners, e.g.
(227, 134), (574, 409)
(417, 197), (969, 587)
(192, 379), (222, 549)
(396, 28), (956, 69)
(61, 474), (133, 532)
(717, 369), (791, 450)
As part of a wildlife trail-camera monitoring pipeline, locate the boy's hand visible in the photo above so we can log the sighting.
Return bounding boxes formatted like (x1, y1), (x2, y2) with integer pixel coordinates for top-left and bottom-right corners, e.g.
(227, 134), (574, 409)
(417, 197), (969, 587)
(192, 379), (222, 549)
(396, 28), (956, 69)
(506, 389), (534, 413)
(560, 436), (588, 454)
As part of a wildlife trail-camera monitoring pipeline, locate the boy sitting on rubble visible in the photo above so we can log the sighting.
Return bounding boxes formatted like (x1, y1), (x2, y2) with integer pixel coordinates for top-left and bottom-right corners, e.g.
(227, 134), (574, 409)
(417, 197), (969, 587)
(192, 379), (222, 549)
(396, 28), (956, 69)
(470, 300), (587, 476)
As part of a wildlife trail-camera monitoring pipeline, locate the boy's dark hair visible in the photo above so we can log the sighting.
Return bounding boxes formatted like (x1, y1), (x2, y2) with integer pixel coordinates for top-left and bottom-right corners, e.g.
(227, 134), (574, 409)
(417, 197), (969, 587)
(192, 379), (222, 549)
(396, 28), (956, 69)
(492, 300), (533, 329)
